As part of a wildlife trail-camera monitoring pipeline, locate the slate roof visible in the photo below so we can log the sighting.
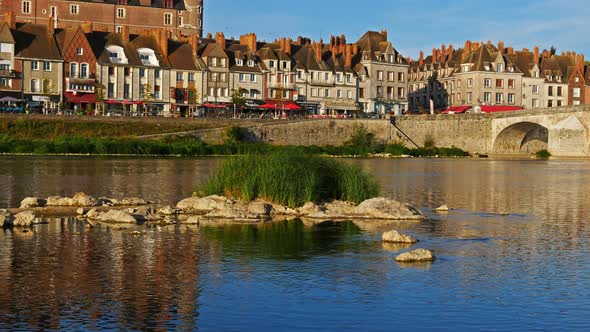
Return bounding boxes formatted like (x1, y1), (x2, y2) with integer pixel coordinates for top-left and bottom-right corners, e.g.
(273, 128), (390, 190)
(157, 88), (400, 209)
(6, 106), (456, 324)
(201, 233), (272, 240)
(87, 31), (142, 66)
(168, 40), (197, 70)
(12, 24), (61, 60)
(0, 23), (14, 44)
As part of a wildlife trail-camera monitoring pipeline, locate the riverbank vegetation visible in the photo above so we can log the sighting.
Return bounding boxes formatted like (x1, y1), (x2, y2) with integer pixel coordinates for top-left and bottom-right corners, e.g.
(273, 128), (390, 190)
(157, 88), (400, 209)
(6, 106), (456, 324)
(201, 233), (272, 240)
(197, 153), (380, 207)
(0, 134), (470, 157)
(535, 149), (552, 159)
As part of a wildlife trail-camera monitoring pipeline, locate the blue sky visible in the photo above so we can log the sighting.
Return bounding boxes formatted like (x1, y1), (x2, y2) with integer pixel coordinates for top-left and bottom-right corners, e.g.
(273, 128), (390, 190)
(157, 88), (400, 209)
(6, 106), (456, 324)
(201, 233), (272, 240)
(205, 0), (590, 59)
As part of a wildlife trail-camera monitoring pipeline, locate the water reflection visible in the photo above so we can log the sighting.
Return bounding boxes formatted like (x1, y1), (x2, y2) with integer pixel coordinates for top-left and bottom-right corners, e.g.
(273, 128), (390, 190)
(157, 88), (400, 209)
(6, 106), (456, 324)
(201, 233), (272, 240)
(200, 219), (363, 260)
(0, 219), (203, 331)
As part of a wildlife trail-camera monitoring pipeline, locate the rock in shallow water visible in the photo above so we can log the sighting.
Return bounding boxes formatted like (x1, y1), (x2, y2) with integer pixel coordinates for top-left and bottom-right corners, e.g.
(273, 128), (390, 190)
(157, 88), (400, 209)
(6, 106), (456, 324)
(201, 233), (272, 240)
(20, 197), (44, 209)
(354, 198), (424, 220)
(382, 230), (418, 244)
(395, 249), (435, 262)
(177, 195), (235, 213)
(435, 205), (450, 212)
(13, 211), (38, 227)
(95, 210), (137, 224)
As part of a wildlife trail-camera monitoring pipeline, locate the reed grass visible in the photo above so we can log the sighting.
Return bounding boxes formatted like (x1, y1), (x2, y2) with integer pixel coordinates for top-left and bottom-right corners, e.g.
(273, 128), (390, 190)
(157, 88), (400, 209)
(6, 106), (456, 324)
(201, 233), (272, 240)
(197, 153), (380, 208)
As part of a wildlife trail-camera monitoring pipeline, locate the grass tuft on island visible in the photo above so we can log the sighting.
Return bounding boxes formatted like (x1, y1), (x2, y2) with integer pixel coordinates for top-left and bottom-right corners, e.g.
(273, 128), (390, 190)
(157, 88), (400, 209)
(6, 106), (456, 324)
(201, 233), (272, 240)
(197, 153), (380, 208)
(0, 135), (470, 158)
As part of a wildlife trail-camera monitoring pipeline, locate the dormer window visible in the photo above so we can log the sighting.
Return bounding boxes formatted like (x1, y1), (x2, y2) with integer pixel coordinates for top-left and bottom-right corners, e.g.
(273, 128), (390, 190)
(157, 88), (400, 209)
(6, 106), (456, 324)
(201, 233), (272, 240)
(497, 64), (503, 72)
(557, 76), (561, 82)
(389, 54), (394, 63)
(164, 0), (174, 8)
(463, 65), (470, 72)
(269, 60), (275, 68)
(236, 59), (243, 66)
(137, 48), (159, 66)
(248, 60), (254, 67)
(575, 77), (580, 83)
(109, 52), (118, 58)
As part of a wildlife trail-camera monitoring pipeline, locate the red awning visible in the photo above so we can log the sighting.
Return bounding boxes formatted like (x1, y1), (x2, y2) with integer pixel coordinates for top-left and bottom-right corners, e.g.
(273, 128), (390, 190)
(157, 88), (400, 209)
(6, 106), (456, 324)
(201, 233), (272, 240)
(260, 101), (302, 110)
(480, 106), (524, 113)
(442, 106), (471, 114)
(105, 99), (121, 104)
(202, 103), (227, 108)
(64, 92), (96, 103)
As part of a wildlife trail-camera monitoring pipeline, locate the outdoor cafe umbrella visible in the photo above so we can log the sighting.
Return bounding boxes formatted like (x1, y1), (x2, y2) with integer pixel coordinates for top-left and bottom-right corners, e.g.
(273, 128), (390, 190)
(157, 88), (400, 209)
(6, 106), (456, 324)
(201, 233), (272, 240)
(0, 96), (21, 102)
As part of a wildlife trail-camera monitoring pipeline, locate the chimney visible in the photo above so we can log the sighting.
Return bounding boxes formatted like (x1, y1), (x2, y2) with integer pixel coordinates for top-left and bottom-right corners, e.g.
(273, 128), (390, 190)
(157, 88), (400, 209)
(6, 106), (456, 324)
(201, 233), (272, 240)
(498, 41), (505, 53)
(313, 42), (322, 62)
(487, 40), (492, 46)
(240, 33), (257, 53)
(534, 46), (539, 65)
(447, 44), (454, 56)
(120, 25), (129, 42)
(352, 44), (359, 56)
(380, 29), (388, 41)
(522, 47), (529, 53)
(47, 16), (55, 36)
(462, 40), (472, 60)
(188, 33), (199, 58)
(432, 48), (437, 62)
(419, 51), (424, 66)
(578, 54), (585, 69)
(80, 21), (93, 34)
(507, 47), (514, 55)
(441, 44), (447, 58)
(285, 38), (292, 54)
(206, 32), (212, 39)
(472, 42), (480, 51)
(214, 32), (226, 49)
(542, 49), (550, 58)
(345, 44), (352, 68)
(3, 12), (16, 30)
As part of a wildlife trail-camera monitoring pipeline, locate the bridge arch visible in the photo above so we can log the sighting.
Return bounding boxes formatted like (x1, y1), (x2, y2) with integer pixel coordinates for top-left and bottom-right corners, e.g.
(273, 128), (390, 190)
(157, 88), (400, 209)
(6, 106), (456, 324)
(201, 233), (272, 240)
(493, 121), (549, 155)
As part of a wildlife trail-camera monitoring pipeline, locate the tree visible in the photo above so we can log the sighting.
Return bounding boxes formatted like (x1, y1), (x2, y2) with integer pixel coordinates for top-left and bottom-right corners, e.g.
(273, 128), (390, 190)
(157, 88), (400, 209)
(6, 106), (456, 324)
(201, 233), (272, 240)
(188, 88), (201, 105)
(95, 83), (106, 115)
(230, 87), (247, 107)
(550, 46), (557, 56)
(140, 83), (155, 116)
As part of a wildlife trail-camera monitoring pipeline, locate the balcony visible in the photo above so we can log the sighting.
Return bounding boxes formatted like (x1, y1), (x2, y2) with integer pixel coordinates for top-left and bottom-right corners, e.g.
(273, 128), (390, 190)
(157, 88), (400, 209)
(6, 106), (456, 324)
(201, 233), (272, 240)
(67, 74), (96, 85)
(268, 82), (296, 90)
(310, 79), (334, 87)
(0, 70), (18, 78)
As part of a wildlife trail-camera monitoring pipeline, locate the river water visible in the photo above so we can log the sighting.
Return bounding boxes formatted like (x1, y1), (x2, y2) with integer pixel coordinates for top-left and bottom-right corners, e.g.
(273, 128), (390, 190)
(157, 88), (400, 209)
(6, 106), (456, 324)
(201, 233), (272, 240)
(0, 156), (589, 331)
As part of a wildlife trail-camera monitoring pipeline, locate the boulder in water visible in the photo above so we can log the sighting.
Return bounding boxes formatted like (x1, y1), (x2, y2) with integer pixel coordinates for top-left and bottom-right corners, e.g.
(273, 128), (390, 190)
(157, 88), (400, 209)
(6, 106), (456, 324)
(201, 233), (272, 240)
(395, 249), (435, 262)
(382, 230), (418, 244)
(95, 210), (137, 224)
(354, 198), (425, 220)
(13, 211), (38, 227)
(20, 197), (44, 209)
(435, 205), (450, 213)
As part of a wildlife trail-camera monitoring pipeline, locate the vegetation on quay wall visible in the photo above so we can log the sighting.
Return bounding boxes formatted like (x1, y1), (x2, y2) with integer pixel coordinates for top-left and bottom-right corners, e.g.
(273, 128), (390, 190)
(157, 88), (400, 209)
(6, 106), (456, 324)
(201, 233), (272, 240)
(0, 134), (470, 157)
(197, 153), (380, 208)
(535, 149), (552, 160)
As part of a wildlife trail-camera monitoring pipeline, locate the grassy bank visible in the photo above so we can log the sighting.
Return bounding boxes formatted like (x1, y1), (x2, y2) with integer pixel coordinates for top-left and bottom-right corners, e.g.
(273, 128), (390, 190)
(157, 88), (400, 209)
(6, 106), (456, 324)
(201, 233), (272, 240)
(0, 115), (224, 139)
(0, 135), (470, 157)
(197, 153), (379, 207)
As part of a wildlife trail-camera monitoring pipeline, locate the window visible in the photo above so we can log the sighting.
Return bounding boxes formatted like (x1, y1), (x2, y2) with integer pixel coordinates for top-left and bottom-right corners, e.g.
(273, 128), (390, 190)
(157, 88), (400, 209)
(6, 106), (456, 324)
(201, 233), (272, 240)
(76, 48), (83, 56)
(269, 60), (275, 68)
(496, 93), (503, 104)
(70, 4), (80, 15)
(236, 59), (243, 66)
(69, 63), (78, 77)
(508, 79), (515, 89)
(116, 26), (123, 33)
(399, 87), (405, 98)
(347, 90), (352, 99)
(336, 73), (342, 82)
(324, 72), (329, 81)
(154, 69), (160, 79)
(496, 79), (503, 88)
(548, 86), (553, 96)
(139, 68), (146, 77)
(496, 63), (503, 72)
(124, 67), (130, 76)
(164, 13), (173, 25)
(31, 61), (39, 71)
(248, 60), (254, 67)
(108, 66), (115, 76)
(123, 84), (130, 99)
(574, 100), (581, 105)
(575, 77), (580, 83)
(0, 78), (9, 87)
(324, 89), (329, 97)
(176, 72), (183, 82)
(508, 93), (515, 104)
(250, 74), (256, 82)
(557, 87), (563, 97)
(50, 6), (57, 18)
(80, 63), (88, 77)
(548, 100), (553, 107)
(463, 65), (470, 72)
(188, 73), (195, 82)
(154, 85), (160, 99)
(573, 88), (581, 98)
(30, 79), (37, 92)
(377, 70), (384, 81)
(239, 73), (245, 82)
(22, 1), (32, 14)
(467, 78), (473, 88)
(532, 85), (539, 94)
(117, 8), (126, 18)
(108, 83), (115, 99)
(532, 99), (539, 108)
(311, 88), (317, 97)
(387, 71), (394, 82)
(43, 61), (51, 71)
(337, 90), (342, 98)
(484, 78), (491, 88)
(467, 92), (472, 103)
(484, 92), (491, 103)
(347, 74), (352, 83)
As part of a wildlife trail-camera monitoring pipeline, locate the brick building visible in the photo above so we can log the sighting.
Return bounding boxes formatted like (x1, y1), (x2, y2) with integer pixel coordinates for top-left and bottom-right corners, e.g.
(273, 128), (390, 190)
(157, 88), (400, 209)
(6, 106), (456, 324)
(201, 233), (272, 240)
(2, 0), (202, 37)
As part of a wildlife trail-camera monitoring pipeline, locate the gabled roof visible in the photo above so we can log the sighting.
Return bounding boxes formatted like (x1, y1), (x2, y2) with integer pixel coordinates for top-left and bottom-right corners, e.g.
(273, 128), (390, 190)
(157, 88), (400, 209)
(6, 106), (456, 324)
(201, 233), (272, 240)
(168, 40), (197, 70)
(292, 45), (330, 72)
(55, 26), (82, 54)
(0, 23), (14, 44)
(87, 31), (142, 66)
(13, 24), (61, 60)
(130, 34), (170, 68)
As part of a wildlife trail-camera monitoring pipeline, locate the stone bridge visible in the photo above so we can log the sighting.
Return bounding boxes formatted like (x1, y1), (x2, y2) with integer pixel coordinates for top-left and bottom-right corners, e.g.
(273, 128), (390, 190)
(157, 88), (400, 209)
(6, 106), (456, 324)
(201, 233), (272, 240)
(141, 105), (590, 157)
(394, 105), (590, 157)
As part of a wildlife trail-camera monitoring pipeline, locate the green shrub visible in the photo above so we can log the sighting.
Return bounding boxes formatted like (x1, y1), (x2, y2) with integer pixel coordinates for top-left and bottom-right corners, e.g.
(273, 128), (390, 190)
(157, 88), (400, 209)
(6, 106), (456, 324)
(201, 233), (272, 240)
(384, 143), (408, 155)
(536, 149), (551, 159)
(197, 153), (379, 208)
(423, 134), (436, 149)
(223, 126), (249, 144)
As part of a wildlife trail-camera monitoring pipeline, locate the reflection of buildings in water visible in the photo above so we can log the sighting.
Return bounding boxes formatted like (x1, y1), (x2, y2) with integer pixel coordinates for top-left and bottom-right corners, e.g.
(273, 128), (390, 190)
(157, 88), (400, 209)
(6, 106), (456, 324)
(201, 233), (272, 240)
(0, 221), (204, 330)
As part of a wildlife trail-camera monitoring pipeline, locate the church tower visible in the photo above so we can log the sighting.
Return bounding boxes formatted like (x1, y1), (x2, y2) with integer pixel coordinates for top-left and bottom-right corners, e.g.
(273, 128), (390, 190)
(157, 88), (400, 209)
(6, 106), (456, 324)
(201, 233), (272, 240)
(181, 0), (203, 37)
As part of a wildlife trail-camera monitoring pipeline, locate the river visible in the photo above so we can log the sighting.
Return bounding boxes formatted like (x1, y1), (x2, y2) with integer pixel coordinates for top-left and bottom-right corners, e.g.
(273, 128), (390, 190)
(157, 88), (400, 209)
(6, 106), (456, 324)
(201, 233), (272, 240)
(0, 156), (589, 331)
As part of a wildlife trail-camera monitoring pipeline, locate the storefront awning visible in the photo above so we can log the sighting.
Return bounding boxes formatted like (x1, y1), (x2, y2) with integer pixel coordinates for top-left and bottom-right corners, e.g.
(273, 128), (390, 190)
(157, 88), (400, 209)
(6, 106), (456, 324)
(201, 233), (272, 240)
(64, 92), (96, 103)
(202, 103), (227, 108)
